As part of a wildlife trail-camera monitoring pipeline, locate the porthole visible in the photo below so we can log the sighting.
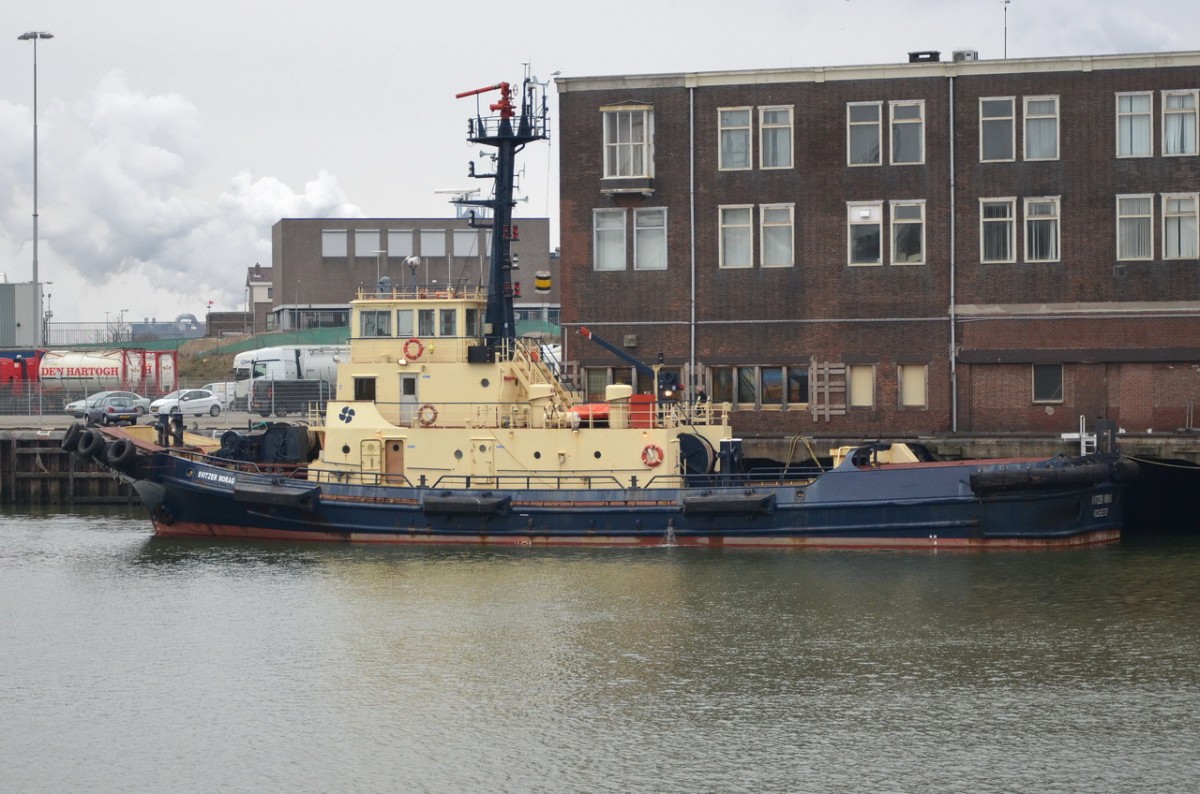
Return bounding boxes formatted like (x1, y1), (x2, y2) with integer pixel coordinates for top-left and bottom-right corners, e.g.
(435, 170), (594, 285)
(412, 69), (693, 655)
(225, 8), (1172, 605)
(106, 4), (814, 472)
(481, 378), (490, 388)
(454, 449), (464, 460)
(533, 451), (541, 459)
(594, 451), (602, 459)
(341, 444), (351, 454)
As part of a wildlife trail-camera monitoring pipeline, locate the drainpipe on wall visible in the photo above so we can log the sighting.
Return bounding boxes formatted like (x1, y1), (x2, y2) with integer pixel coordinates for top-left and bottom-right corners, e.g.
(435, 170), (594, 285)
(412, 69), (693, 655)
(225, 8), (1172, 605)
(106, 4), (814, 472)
(689, 86), (697, 394)
(948, 74), (959, 433)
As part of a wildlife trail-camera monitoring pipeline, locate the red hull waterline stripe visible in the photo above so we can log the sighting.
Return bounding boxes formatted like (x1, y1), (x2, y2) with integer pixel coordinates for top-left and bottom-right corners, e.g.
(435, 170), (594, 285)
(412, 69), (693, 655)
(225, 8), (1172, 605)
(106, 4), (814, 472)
(152, 522), (1121, 549)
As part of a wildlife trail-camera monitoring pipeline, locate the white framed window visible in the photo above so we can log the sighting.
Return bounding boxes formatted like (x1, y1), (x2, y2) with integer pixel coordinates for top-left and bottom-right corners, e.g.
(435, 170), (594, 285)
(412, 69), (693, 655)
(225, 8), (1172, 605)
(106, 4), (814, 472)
(387, 229), (414, 257)
(1024, 96), (1059, 160)
(1116, 195), (1154, 260)
(603, 106), (653, 178)
(1032, 364), (1064, 404)
(980, 199), (1016, 263)
(1163, 194), (1199, 259)
(848, 364), (876, 409)
(719, 107), (752, 170)
(1116, 92), (1153, 158)
(1025, 197), (1061, 263)
(419, 230), (446, 257)
(593, 209), (626, 271)
(354, 229), (380, 258)
(760, 204), (794, 268)
(760, 106), (793, 169)
(980, 97), (1015, 161)
(719, 205), (754, 269)
(452, 230), (480, 257)
(890, 100), (925, 165)
(891, 201), (925, 264)
(321, 230), (347, 258)
(898, 363), (928, 409)
(633, 208), (667, 270)
(847, 202), (883, 266)
(847, 102), (882, 166)
(1163, 90), (1199, 156)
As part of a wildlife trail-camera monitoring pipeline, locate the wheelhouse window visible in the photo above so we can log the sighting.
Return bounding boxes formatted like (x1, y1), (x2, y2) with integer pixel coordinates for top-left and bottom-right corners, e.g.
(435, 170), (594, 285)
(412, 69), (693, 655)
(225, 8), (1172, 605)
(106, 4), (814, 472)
(1033, 364), (1063, 404)
(719, 108), (752, 170)
(890, 100), (925, 164)
(1163, 90), (1199, 156)
(418, 309), (435, 336)
(603, 107), (652, 178)
(439, 309), (457, 337)
(847, 102), (881, 166)
(980, 97), (1015, 161)
(633, 208), (667, 270)
(719, 206), (753, 268)
(1117, 195), (1153, 260)
(594, 209), (626, 271)
(760, 204), (794, 268)
(322, 230), (347, 258)
(1117, 92), (1153, 157)
(360, 310), (391, 337)
(760, 106), (793, 169)
(396, 308), (415, 337)
(1024, 197), (1060, 262)
(847, 202), (883, 266)
(1163, 194), (1199, 259)
(981, 199), (1016, 263)
(891, 201), (925, 264)
(1024, 96), (1059, 160)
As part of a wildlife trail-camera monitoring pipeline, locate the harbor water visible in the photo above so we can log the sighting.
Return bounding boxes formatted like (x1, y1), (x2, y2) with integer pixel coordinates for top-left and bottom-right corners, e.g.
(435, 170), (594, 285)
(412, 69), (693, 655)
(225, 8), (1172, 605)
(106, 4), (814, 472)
(3, 508), (1199, 793)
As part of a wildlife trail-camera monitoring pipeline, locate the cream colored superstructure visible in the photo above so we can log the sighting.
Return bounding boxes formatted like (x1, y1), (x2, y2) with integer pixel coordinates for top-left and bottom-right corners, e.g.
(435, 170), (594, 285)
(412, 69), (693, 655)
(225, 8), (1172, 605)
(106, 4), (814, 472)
(306, 288), (732, 489)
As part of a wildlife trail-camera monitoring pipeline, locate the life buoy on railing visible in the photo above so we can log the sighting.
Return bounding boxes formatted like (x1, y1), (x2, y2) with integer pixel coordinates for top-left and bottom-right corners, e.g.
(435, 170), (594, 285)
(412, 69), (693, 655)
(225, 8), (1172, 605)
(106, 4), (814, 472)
(641, 444), (665, 467)
(417, 404), (438, 427)
(403, 337), (425, 360)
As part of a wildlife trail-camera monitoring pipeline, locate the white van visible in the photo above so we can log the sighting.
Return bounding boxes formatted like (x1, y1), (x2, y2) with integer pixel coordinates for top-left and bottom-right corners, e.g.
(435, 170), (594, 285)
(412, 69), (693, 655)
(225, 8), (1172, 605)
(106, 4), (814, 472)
(201, 381), (238, 409)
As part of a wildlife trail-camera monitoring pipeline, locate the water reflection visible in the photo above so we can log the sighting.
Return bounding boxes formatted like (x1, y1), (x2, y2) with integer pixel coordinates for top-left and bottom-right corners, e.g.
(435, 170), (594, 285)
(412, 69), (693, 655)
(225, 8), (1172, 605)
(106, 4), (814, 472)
(3, 508), (1199, 793)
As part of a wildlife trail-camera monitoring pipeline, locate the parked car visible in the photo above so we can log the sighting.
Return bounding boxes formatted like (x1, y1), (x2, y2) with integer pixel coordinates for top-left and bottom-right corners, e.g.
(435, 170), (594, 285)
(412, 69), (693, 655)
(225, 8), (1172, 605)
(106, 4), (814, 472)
(201, 381), (238, 409)
(66, 390), (151, 417)
(84, 395), (141, 426)
(150, 389), (222, 417)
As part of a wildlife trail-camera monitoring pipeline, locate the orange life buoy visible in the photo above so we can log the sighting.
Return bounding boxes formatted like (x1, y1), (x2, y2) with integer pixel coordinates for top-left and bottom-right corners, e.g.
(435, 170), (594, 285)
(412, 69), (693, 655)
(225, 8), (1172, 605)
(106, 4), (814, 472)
(404, 338), (425, 360)
(417, 404), (438, 427)
(641, 444), (664, 467)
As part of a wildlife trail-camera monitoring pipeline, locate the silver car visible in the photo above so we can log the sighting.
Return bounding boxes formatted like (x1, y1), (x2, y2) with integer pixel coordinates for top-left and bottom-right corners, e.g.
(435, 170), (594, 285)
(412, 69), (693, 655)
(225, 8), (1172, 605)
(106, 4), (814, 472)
(65, 390), (151, 417)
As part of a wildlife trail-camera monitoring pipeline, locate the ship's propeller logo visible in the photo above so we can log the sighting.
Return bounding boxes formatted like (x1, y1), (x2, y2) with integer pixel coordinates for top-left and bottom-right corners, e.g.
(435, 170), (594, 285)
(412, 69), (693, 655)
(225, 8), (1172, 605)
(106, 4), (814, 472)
(339, 406), (356, 423)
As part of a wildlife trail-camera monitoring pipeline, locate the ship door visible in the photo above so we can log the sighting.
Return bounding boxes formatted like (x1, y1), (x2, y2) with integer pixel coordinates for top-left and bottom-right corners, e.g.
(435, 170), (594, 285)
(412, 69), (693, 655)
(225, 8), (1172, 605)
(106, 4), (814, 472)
(469, 437), (496, 486)
(399, 375), (418, 426)
(382, 438), (405, 486)
(360, 439), (382, 483)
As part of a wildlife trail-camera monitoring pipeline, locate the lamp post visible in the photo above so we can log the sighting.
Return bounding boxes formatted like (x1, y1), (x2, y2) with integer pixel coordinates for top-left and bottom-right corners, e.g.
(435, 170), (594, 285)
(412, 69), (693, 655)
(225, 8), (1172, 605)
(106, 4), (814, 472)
(18, 31), (53, 347)
(372, 249), (386, 289)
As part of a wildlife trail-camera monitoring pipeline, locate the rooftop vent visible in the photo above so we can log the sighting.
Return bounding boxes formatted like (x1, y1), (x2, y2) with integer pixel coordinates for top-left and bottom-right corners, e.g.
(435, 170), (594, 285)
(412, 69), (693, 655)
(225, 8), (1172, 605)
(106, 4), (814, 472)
(908, 50), (941, 63)
(952, 49), (979, 62)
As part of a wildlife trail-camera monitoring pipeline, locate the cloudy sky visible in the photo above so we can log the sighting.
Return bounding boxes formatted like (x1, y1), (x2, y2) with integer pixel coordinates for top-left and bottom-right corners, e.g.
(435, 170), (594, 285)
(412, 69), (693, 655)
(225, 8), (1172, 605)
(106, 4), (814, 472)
(1, 0), (1197, 324)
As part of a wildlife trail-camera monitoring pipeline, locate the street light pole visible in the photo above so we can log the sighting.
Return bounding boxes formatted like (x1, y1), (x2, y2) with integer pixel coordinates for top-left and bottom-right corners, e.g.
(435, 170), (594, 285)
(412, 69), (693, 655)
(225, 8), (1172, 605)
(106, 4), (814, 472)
(18, 31), (53, 348)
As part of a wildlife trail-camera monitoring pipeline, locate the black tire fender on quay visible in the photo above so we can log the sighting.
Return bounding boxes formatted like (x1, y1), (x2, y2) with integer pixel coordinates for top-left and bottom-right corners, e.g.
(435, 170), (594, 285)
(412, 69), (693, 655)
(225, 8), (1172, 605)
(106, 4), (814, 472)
(106, 438), (137, 467)
(76, 429), (107, 458)
(60, 423), (84, 453)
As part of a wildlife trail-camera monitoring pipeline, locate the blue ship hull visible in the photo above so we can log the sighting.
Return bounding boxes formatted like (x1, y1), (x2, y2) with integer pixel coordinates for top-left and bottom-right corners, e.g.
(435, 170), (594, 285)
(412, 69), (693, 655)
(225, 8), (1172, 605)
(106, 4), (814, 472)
(110, 442), (1130, 549)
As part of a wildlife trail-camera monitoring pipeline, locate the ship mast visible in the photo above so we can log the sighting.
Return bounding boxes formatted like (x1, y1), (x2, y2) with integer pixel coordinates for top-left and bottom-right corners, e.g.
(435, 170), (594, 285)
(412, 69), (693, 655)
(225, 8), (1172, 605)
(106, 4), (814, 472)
(455, 73), (549, 351)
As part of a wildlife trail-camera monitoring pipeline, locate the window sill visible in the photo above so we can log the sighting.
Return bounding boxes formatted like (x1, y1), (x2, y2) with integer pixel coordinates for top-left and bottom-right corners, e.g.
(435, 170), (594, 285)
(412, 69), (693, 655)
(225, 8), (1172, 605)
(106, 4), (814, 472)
(601, 177), (654, 196)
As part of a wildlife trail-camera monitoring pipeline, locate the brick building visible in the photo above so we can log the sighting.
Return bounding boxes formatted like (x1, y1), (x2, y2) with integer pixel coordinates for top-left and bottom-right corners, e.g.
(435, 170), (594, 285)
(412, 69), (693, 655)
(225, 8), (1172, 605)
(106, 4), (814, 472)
(556, 50), (1200, 437)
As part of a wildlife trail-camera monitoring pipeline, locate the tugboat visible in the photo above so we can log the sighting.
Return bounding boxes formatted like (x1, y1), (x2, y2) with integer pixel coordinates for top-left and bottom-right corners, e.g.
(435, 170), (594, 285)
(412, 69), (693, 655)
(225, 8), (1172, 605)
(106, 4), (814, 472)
(63, 72), (1138, 548)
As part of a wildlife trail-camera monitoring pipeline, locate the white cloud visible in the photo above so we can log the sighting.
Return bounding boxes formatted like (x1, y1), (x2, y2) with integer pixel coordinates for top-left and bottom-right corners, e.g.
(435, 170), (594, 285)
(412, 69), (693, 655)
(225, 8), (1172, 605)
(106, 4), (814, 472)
(1, 69), (361, 323)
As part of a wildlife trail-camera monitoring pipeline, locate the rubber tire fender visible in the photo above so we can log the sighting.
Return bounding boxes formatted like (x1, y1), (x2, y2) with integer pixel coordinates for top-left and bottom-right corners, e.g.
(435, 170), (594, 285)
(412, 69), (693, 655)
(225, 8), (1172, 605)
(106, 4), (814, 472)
(76, 429), (107, 458)
(60, 423), (84, 453)
(106, 438), (137, 467)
